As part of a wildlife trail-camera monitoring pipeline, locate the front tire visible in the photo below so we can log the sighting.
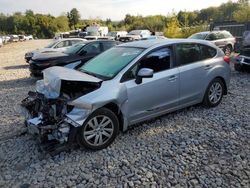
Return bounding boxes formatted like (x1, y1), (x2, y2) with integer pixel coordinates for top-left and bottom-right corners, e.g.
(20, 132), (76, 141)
(77, 108), (119, 150)
(203, 78), (225, 107)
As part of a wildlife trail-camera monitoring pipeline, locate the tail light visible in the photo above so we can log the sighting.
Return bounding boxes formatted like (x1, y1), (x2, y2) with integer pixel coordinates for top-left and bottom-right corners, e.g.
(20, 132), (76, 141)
(223, 56), (230, 64)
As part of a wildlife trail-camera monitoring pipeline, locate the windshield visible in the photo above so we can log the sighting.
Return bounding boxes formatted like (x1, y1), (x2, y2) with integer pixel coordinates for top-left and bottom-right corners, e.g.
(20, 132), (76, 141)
(79, 47), (144, 79)
(64, 43), (86, 54)
(45, 40), (58, 48)
(189, 33), (207, 40)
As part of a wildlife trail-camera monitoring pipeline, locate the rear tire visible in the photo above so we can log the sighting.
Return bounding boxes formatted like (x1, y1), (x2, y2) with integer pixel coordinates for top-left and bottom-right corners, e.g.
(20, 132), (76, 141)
(203, 78), (225, 108)
(77, 108), (119, 150)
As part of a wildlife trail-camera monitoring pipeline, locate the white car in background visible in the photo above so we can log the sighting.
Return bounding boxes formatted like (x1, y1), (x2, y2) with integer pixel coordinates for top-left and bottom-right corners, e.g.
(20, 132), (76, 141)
(25, 38), (87, 62)
(119, 30), (151, 42)
(107, 31), (128, 40)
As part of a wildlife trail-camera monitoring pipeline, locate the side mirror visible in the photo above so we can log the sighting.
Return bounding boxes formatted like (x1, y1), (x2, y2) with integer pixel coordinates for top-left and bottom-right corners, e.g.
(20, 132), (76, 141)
(135, 68), (153, 84)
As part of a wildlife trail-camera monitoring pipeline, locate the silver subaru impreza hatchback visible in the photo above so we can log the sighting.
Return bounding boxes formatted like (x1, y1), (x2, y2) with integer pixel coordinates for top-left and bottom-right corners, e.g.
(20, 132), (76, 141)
(21, 39), (231, 151)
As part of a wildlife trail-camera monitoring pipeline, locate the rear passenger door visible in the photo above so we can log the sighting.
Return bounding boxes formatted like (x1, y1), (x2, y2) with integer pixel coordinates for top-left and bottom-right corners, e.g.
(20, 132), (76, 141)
(176, 43), (209, 105)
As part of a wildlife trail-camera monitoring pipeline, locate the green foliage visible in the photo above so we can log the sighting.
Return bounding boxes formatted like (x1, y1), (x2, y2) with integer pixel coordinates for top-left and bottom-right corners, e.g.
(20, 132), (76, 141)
(0, 1), (249, 39)
(67, 8), (80, 30)
(164, 16), (182, 38)
(233, 1), (250, 22)
(0, 11), (70, 38)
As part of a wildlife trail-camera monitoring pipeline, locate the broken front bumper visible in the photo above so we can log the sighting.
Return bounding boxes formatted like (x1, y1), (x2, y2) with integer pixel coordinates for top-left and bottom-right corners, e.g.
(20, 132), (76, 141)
(21, 92), (91, 145)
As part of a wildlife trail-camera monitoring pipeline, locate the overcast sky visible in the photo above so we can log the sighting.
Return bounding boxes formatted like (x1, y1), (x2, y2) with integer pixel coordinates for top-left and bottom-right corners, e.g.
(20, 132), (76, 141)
(0, 0), (236, 20)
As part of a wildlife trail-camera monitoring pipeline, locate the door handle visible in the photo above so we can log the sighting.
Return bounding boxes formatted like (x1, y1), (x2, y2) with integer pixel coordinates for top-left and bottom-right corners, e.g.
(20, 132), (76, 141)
(204, 65), (212, 70)
(168, 75), (178, 81)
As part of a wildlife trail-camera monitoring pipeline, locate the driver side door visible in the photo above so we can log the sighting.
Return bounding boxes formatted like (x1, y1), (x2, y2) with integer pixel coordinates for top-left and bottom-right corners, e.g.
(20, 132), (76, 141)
(122, 46), (179, 124)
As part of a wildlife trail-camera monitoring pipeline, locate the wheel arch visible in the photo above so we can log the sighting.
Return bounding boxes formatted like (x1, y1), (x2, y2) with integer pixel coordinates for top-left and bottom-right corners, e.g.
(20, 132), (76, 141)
(102, 102), (125, 132)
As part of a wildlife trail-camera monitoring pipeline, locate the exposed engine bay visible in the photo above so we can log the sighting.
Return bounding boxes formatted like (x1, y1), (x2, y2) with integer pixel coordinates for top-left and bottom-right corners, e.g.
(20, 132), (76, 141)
(21, 67), (101, 152)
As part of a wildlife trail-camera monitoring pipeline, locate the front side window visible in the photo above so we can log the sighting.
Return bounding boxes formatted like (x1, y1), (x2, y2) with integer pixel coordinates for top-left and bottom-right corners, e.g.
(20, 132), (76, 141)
(64, 43), (86, 54)
(79, 47), (144, 79)
(206, 33), (217, 41)
(122, 47), (172, 81)
(176, 43), (200, 65)
(80, 43), (101, 55)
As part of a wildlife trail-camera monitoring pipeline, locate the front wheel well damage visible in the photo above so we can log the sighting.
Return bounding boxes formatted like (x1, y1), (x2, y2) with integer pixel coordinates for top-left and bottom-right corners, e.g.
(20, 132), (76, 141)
(103, 103), (124, 132)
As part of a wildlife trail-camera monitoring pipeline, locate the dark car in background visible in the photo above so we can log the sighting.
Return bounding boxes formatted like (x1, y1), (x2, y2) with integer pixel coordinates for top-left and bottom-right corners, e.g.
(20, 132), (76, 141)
(234, 31), (250, 72)
(189, 30), (236, 55)
(29, 40), (119, 77)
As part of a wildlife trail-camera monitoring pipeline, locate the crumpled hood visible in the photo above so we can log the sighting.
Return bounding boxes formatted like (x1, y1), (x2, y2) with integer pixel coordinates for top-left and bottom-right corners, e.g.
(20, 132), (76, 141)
(36, 66), (101, 99)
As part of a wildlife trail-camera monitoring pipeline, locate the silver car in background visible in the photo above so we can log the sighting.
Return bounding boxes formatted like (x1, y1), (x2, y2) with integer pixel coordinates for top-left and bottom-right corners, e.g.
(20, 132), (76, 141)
(24, 38), (87, 62)
(21, 39), (231, 151)
(189, 30), (236, 55)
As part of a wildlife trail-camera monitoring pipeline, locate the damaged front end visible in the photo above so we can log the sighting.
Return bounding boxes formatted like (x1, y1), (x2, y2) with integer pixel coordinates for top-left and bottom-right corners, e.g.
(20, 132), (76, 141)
(21, 91), (73, 144)
(20, 66), (102, 152)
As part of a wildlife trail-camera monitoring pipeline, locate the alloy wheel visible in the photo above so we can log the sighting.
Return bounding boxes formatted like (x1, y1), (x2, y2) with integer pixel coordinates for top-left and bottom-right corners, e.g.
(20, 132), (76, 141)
(83, 115), (114, 147)
(208, 82), (223, 104)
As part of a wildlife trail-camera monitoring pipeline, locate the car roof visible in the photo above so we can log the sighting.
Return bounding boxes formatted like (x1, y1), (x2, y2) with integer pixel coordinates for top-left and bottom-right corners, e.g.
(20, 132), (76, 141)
(118, 39), (216, 49)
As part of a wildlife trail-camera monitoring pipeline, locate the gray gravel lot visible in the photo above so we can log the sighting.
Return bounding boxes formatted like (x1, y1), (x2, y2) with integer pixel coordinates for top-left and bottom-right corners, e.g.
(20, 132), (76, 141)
(0, 40), (250, 188)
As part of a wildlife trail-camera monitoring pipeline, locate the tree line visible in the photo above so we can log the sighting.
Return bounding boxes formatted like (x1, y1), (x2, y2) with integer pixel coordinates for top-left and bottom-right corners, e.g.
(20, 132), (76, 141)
(0, 0), (249, 39)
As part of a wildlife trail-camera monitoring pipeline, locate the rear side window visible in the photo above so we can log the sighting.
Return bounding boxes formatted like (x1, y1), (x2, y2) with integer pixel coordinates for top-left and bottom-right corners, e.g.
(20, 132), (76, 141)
(176, 44), (200, 65)
(200, 45), (217, 60)
(138, 47), (172, 72)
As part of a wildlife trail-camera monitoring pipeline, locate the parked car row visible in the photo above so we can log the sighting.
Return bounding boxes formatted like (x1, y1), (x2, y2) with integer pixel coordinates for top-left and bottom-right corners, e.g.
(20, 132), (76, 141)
(28, 40), (120, 76)
(0, 34), (33, 47)
(21, 38), (231, 152)
(25, 38), (87, 63)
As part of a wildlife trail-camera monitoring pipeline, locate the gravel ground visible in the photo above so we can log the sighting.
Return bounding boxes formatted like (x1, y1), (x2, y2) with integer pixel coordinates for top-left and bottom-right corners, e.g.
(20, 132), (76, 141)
(0, 40), (250, 188)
